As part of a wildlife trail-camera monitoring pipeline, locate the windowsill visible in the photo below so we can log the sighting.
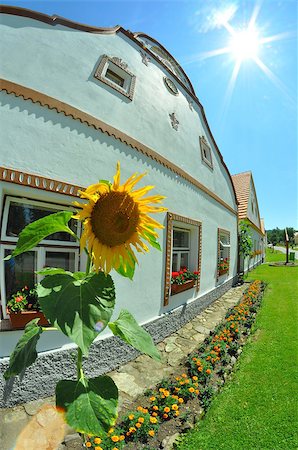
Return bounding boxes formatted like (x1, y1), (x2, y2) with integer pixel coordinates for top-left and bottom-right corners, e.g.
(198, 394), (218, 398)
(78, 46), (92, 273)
(171, 279), (196, 296)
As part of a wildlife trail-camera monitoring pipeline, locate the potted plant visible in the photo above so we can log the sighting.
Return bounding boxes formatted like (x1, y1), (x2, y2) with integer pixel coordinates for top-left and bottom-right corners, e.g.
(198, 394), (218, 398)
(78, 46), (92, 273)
(171, 267), (200, 295)
(218, 258), (229, 276)
(6, 285), (49, 329)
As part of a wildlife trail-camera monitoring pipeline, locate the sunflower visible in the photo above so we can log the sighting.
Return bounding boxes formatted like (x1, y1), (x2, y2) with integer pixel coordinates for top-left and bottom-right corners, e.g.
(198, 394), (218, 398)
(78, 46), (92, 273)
(73, 162), (167, 274)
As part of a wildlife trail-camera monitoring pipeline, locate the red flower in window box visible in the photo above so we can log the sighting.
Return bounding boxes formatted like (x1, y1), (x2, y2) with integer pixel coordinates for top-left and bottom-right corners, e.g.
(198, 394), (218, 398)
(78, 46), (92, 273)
(6, 285), (50, 330)
(170, 268), (200, 295)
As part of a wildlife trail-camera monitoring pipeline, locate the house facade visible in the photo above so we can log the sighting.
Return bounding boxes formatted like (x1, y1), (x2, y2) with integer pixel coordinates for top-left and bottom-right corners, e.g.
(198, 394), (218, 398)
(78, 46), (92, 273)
(0, 6), (239, 404)
(232, 171), (266, 272)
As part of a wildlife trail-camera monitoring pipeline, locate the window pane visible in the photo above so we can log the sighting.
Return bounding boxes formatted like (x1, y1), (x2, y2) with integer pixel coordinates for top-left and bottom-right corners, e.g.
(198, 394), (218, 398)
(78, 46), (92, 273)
(180, 252), (189, 269)
(45, 252), (76, 272)
(4, 249), (36, 300)
(105, 68), (125, 87)
(172, 253), (178, 272)
(173, 229), (189, 248)
(6, 201), (77, 241)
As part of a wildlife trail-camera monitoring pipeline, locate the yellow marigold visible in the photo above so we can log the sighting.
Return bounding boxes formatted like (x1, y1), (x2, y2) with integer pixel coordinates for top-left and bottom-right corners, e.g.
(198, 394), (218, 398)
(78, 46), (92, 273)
(172, 404), (178, 410)
(164, 407), (170, 413)
(137, 406), (143, 412)
(119, 435), (125, 441)
(152, 412), (158, 417)
(136, 422), (142, 428)
(150, 417), (158, 424)
(129, 427), (136, 433)
(143, 408), (148, 413)
(74, 161), (167, 274)
(112, 448), (119, 450)
(85, 443), (92, 448)
(94, 447), (103, 450)
(189, 387), (195, 393)
(163, 390), (170, 397)
(108, 428), (114, 434)
(175, 411), (180, 417)
(128, 414), (135, 420)
(94, 438), (102, 444)
(195, 389), (200, 395)
(182, 373), (187, 378)
(192, 376), (198, 381)
(159, 387), (164, 392)
(148, 430), (155, 437)
(150, 396), (156, 402)
(178, 398), (184, 404)
(111, 436), (119, 442)
(138, 417), (144, 423)
(152, 405), (159, 410)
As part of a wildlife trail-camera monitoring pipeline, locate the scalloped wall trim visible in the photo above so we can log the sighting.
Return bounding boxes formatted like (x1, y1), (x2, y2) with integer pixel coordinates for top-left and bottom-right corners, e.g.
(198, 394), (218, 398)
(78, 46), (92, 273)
(0, 78), (237, 215)
(0, 166), (81, 197)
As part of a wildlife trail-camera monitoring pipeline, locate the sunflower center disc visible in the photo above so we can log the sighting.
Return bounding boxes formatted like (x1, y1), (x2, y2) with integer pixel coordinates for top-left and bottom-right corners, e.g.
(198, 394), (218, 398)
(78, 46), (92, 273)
(91, 191), (139, 247)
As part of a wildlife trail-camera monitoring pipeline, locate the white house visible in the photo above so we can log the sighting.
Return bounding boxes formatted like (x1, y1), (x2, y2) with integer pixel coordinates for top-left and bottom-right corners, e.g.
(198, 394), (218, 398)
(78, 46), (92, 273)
(0, 6), (240, 405)
(232, 171), (266, 272)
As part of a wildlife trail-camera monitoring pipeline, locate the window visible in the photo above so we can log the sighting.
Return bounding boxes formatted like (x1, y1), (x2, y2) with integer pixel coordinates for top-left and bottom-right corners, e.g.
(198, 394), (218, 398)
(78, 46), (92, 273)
(217, 229), (230, 278)
(164, 213), (202, 306)
(0, 196), (80, 319)
(94, 55), (136, 100)
(200, 136), (213, 169)
(172, 228), (190, 271)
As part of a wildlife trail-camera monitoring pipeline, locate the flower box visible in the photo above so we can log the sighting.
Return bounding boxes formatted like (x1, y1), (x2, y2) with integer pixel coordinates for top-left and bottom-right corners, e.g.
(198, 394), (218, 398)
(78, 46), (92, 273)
(171, 279), (195, 295)
(218, 268), (229, 276)
(8, 310), (49, 330)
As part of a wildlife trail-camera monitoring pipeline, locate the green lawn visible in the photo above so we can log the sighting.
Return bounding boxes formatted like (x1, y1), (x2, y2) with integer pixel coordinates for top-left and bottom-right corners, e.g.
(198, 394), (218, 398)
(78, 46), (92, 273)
(177, 252), (298, 450)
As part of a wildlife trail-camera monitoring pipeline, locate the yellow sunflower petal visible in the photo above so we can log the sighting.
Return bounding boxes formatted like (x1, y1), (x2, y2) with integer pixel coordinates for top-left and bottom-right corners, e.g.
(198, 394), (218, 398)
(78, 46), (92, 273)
(112, 161), (121, 190)
(130, 185), (155, 198)
(78, 162), (166, 274)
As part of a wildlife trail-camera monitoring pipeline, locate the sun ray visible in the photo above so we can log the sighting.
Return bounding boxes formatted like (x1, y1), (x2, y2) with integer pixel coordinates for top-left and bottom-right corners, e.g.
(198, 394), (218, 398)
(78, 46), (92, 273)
(253, 56), (296, 106)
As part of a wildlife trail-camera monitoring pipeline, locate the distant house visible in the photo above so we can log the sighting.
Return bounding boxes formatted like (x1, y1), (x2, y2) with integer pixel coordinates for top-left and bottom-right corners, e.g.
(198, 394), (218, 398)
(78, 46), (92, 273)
(294, 232), (298, 245)
(232, 171), (266, 272)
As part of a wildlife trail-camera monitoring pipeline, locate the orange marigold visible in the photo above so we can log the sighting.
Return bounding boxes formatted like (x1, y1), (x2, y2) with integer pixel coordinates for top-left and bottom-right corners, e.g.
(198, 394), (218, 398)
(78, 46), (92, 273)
(94, 438), (102, 444)
(111, 436), (119, 442)
(148, 430), (155, 437)
(136, 422), (142, 428)
(138, 417), (144, 423)
(164, 406), (170, 413)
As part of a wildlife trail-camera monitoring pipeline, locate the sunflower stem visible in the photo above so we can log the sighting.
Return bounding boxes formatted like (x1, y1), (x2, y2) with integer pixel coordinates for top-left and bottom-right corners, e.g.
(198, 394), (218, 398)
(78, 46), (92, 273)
(77, 348), (84, 380)
(85, 254), (92, 275)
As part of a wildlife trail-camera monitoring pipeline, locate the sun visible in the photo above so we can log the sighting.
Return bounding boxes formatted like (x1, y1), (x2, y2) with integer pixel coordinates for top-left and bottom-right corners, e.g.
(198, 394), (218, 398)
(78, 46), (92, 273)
(230, 27), (260, 61)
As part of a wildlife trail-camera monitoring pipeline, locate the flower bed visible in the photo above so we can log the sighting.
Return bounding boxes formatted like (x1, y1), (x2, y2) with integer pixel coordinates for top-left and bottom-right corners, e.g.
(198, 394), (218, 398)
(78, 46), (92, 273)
(84, 280), (265, 450)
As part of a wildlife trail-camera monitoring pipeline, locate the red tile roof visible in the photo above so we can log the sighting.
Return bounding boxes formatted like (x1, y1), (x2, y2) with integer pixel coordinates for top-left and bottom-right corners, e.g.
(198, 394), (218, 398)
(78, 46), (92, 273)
(231, 171), (251, 220)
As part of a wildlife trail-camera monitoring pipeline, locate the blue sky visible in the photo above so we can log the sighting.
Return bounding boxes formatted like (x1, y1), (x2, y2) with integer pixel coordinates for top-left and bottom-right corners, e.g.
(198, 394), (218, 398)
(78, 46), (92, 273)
(3, 0), (297, 230)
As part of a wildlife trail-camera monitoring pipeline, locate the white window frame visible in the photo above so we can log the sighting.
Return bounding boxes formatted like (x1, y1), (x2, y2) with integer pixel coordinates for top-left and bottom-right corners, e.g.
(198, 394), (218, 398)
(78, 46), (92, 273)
(217, 229), (230, 278)
(94, 55), (136, 100)
(200, 136), (213, 169)
(172, 227), (191, 272)
(1, 196), (80, 246)
(0, 196), (80, 319)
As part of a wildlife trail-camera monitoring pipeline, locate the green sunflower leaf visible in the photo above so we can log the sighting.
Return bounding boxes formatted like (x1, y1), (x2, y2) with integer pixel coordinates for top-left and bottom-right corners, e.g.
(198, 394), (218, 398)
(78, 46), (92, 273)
(37, 272), (115, 355)
(36, 267), (73, 276)
(4, 211), (75, 261)
(4, 319), (43, 380)
(56, 375), (118, 435)
(108, 309), (161, 362)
